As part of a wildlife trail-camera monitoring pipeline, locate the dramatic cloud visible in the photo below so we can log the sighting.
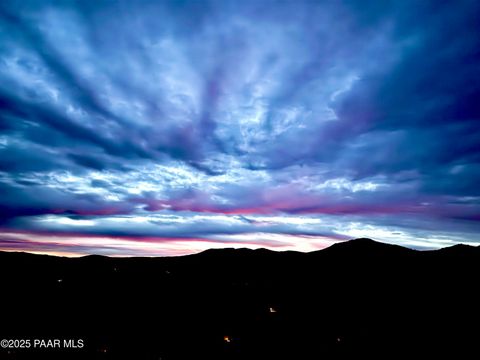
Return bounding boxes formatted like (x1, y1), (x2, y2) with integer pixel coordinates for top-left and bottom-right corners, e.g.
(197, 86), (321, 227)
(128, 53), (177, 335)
(0, 0), (479, 256)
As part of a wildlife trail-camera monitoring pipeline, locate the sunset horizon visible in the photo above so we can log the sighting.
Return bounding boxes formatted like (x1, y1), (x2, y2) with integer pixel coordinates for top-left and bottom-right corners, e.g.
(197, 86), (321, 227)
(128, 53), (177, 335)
(1, 0), (479, 257)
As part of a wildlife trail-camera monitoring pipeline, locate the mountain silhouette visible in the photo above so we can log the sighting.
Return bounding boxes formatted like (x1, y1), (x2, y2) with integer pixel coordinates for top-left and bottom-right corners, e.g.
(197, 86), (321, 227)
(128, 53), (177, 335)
(0, 238), (478, 359)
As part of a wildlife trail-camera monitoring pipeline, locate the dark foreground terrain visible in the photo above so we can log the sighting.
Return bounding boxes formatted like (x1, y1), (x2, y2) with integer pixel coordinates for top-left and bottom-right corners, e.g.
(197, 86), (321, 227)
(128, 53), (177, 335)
(0, 238), (479, 359)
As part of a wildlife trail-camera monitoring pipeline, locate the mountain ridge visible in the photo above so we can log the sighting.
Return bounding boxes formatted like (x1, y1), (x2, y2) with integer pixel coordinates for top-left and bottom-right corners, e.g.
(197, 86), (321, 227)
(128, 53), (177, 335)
(1, 237), (477, 260)
(0, 237), (478, 359)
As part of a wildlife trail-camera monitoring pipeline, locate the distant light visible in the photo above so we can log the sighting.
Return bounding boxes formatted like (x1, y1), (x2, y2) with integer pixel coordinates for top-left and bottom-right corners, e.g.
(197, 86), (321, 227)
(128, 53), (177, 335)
(223, 336), (231, 343)
(57, 279), (63, 283)
(269, 307), (277, 313)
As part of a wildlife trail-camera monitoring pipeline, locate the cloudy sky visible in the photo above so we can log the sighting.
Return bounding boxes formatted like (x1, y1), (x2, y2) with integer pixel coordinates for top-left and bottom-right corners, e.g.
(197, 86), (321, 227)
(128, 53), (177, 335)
(0, 0), (479, 256)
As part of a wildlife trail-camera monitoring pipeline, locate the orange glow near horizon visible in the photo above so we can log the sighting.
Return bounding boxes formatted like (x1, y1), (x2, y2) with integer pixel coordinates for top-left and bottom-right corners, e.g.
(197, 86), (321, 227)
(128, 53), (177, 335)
(0, 230), (343, 257)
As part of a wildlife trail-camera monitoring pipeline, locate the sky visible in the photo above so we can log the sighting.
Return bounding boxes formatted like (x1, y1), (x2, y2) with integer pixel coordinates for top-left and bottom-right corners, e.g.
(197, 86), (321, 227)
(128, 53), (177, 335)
(0, 0), (479, 256)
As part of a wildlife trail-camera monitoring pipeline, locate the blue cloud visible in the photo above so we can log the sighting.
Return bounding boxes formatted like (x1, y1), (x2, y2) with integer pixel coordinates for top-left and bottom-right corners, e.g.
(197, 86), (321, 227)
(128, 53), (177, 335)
(0, 0), (479, 255)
